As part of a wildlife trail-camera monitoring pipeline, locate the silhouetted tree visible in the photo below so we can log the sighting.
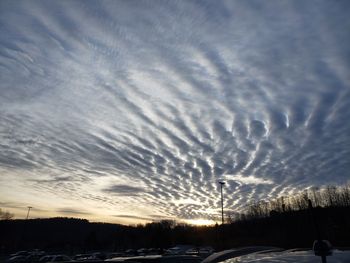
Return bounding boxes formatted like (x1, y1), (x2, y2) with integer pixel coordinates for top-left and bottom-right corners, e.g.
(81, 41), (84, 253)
(0, 209), (14, 220)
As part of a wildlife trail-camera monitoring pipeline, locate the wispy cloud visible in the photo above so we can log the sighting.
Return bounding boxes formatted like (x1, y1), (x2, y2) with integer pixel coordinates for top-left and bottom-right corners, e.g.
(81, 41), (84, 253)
(57, 208), (91, 216)
(103, 184), (145, 196)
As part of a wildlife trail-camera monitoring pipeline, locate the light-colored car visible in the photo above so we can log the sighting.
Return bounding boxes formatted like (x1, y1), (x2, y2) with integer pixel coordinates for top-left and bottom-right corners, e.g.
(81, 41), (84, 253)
(219, 249), (350, 263)
(201, 247), (282, 263)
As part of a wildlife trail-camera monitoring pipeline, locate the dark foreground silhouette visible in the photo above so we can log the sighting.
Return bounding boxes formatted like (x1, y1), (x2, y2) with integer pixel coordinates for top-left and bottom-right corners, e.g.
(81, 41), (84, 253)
(1, 207), (349, 256)
(1, 185), (349, 256)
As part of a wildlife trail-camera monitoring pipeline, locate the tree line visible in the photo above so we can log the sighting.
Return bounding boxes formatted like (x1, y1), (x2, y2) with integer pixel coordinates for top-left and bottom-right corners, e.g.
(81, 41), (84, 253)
(232, 184), (350, 221)
(1, 184), (349, 255)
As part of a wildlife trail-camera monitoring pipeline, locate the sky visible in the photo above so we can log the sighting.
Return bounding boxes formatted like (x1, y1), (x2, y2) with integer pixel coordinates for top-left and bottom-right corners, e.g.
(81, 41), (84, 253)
(0, 0), (350, 225)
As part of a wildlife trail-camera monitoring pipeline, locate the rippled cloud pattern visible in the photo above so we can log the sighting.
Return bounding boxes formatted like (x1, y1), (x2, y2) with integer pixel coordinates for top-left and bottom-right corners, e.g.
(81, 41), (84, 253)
(0, 0), (349, 223)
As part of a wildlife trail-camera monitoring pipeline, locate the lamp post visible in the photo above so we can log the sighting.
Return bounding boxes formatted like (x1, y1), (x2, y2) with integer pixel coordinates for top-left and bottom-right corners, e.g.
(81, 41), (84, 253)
(26, 206), (32, 220)
(219, 181), (225, 224)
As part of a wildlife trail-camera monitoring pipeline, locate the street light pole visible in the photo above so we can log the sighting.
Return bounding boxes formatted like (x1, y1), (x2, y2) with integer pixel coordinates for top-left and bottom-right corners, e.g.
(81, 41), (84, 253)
(26, 206), (32, 220)
(219, 181), (225, 224)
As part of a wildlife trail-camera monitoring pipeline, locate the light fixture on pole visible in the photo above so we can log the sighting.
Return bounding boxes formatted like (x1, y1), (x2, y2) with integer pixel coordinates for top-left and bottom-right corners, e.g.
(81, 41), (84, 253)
(219, 181), (225, 224)
(26, 206), (32, 220)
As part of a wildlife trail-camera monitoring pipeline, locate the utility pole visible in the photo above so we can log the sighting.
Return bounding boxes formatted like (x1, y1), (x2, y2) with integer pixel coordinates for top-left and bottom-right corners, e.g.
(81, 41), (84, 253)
(219, 181), (225, 224)
(26, 206), (32, 220)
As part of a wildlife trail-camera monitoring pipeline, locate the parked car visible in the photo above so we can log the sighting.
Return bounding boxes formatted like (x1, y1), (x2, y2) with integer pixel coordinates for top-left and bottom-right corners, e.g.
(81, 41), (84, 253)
(106, 254), (201, 263)
(74, 254), (93, 261)
(6, 255), (28, 263)
(39, 255), (71, 263)
(139, 249), (152, 256)
(10, 251), (31, 258)
(124, 250), (137, 256)
(201, 247), (283, 263)
(220, 249), (350, 262)
(185, 247), (214, 258)
(165, 246), (195, 255)
(107, 253), (125, 259)
(7, 250), (47, 263)
(24, 254), (46, 263)
(147, 248), (162, 255)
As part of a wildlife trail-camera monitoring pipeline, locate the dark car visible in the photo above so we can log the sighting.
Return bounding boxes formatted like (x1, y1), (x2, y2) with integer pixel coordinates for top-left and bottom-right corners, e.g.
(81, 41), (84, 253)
(74, 252), (106, 261)
(106, 254), (201, 263)
(39, 255), (71, 263)
(7, 255), (28, 263)
(10, 251), (31, 258)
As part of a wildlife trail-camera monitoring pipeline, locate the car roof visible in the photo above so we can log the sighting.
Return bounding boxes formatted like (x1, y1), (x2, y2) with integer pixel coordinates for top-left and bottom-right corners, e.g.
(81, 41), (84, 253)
(201, 247), (283, 263)
(107, 255), (163, 262)
(221, 250), (350, 263)
(107, 255), (201, 263)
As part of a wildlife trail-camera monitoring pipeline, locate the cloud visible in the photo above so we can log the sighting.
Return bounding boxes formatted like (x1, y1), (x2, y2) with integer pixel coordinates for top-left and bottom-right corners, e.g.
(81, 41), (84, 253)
(57, 208), (91, 216)
(0, 201), (26, 209)
(103, 184), (145, 196)
(113, 214), (157, 222)
(0, 0), (349, 223)
(223, 174), (273, 186)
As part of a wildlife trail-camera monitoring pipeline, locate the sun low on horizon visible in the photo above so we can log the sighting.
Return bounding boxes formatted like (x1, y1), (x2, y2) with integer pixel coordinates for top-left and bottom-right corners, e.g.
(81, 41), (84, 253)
(0, 0), (349, 226)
